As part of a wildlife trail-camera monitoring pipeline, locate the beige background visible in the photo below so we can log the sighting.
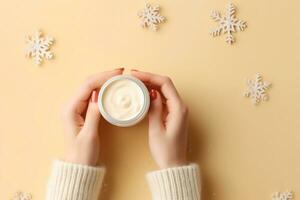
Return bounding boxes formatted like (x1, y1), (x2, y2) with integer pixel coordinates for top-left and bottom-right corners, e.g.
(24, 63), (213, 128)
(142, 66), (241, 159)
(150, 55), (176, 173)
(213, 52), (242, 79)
(0, 0), (299, 199)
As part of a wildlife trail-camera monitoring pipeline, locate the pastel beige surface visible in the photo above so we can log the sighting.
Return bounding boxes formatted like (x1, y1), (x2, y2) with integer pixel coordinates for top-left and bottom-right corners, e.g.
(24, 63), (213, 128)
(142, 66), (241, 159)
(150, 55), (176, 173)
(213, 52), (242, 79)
(0, 0), (299, 199)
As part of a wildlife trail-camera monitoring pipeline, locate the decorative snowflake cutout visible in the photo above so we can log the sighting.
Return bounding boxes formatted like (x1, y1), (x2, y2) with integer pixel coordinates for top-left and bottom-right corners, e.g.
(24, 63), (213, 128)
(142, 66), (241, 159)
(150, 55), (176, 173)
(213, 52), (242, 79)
(272, 191), (294, 200)
(138, 3), (165, 31)
(210, 3), (247, 44)
(25, 30), (54, 65)
(244, 73), (271, 105)
(11, 191), (32, 200)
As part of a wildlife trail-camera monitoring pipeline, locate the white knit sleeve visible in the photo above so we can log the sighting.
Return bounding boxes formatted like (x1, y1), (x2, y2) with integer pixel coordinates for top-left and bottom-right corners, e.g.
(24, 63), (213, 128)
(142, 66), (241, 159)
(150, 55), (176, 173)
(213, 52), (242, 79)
(146, 164), (201, 200)
(46, 160), (106, 200)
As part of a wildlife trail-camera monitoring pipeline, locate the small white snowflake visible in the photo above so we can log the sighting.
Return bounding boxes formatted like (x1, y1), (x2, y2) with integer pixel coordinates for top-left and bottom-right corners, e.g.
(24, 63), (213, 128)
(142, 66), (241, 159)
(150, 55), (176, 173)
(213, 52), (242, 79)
(210, 3), (247, 44)
(138, 3), (165, 31)
(25, 30), (54, 65)
(272, 191), (294, 200)
(244, 73), (271, 105)
(11, 191), (32, 200)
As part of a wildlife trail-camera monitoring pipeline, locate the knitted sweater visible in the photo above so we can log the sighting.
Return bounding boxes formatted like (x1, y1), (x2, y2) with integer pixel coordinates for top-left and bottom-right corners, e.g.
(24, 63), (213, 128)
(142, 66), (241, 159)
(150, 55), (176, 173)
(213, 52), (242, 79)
(46, 160), (200, 200)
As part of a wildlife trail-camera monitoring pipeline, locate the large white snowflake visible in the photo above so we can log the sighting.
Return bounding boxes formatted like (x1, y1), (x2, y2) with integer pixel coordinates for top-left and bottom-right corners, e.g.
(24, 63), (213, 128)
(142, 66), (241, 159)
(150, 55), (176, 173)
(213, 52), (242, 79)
(11, 191), (32, 200)
(25, 30), (54, 65)
(272, 191), (294, 200)
(210, 3), (247, 44)
(138, 3), (165, 31)
(244, 73), (271, 105)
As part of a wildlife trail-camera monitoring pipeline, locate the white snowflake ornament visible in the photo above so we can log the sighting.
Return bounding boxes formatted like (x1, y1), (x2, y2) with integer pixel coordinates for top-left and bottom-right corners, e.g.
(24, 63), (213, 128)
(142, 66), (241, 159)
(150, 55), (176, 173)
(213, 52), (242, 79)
(25, 30), (54, 65)
(138, 3), (165, 31)
(11, 191), (32, 200)
(210, 3), (247, 44)
(272, 191), (294, 200)
(244, 73), (271, 105)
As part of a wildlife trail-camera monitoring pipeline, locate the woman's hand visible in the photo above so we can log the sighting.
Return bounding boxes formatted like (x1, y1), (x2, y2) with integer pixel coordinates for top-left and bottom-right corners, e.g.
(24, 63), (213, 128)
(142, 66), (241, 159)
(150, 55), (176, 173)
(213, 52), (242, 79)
(131, 70), (189, 169)
(62, 69), (124, 166)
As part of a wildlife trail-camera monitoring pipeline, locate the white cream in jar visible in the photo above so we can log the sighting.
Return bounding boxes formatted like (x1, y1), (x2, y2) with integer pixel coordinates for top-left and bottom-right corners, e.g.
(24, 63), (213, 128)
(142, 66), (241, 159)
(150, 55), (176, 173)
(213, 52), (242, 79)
(98, 75), (150, 127)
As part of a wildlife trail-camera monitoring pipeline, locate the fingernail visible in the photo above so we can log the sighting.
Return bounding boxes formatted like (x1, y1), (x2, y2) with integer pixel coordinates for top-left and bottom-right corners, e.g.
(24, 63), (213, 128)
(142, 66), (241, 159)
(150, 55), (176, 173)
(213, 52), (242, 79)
(131, 69), (139, 72)
(150, 89), (157, 100)
(115, 67), (124, 71)
(91, 90), (98, 103)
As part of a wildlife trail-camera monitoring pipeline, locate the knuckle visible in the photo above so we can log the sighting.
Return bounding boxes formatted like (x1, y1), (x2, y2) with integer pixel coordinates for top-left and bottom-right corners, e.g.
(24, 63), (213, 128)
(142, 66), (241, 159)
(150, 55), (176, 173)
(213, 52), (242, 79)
(84, 80), (94, 90)
(84, 76), (96, 89)
(163, 76), (172, 83)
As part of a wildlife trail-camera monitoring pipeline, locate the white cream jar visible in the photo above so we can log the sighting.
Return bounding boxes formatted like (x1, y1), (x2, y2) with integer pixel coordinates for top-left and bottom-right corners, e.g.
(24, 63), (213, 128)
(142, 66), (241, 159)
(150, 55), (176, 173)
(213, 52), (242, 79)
(98, 75), (150, 127)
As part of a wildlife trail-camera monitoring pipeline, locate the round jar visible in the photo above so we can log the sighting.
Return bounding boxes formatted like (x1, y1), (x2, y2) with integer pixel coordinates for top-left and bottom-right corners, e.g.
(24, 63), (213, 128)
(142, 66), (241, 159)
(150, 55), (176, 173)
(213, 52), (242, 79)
(98, 75), (150, 127)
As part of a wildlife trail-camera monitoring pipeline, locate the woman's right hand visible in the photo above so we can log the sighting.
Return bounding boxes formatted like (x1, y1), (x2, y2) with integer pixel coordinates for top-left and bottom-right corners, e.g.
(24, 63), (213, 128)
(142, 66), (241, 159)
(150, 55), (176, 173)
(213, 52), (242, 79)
(131, 70), (189, 169)
(62, 69), (124, 166)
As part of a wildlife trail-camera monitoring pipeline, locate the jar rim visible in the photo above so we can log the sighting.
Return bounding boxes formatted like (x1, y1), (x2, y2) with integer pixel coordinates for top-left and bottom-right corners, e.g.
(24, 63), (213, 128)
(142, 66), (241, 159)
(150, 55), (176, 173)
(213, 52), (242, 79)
(98, 74), (150, 127)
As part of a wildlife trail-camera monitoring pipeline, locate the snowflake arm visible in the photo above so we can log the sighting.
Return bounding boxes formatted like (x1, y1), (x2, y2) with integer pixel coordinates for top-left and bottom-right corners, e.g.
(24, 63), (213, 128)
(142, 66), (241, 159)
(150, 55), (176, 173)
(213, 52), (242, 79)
(25, 30), (54, 65)
(210, 11), (223, 36)
(235, 19), (247, 31)
(226, 32), (235, 44)
(210, 26), (223, 37)
(226, 3), (236, 16)
(138, 3), (165, 31)
(210, 10), (222, 22)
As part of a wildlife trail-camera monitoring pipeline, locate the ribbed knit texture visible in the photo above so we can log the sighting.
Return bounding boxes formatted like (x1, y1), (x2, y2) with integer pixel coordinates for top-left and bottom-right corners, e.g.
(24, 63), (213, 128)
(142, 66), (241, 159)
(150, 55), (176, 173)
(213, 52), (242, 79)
(146, 164), (200, 200)
(46, 160), (106, 200)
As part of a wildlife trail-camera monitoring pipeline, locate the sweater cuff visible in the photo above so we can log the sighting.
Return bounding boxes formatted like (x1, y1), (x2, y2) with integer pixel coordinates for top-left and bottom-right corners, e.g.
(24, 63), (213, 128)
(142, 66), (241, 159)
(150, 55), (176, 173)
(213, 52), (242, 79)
(46, 160), (106, 200)
(146, 164), (200, 200)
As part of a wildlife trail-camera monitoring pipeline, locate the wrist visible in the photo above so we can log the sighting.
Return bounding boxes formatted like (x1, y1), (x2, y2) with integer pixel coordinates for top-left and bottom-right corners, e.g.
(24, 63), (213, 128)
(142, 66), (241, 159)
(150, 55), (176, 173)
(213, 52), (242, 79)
(65, 153), (98, 167)
(158, 160), (188, 169)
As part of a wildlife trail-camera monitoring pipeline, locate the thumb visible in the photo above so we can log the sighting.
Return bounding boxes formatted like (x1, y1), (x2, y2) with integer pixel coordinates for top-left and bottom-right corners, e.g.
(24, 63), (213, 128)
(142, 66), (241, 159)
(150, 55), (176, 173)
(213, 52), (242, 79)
(148, 89), (164, 133)
(84, 91), (100, 131)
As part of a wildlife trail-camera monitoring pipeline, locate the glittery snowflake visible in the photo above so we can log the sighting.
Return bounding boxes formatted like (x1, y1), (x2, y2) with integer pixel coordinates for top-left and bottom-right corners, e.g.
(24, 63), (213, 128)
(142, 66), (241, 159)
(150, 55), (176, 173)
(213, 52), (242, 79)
(272, 191), (294, 200)
(138, 3), (165, 31)
(11, 191), (32, 200)
(244, 73), (271, 105)
(25, 30), (54, 65)
(210, 3), (247, 44)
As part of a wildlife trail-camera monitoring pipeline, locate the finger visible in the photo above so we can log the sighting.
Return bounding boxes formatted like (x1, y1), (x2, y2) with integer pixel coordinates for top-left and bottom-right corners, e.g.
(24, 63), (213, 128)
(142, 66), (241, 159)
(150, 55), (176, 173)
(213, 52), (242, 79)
(131, 70), (180, 101)
(148, 90), (165, 133)
(83, 91), (101, 132)
(146, 84), (167, 105)
(131, 70), (182, 114)
(74, 69), (124, 104)
(70, 68), (124, 114)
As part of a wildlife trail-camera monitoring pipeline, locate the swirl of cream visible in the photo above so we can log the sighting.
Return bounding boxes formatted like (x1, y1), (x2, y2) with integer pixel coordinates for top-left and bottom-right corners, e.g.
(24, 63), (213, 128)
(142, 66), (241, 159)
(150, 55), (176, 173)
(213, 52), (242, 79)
(102, 79), (144, 121)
